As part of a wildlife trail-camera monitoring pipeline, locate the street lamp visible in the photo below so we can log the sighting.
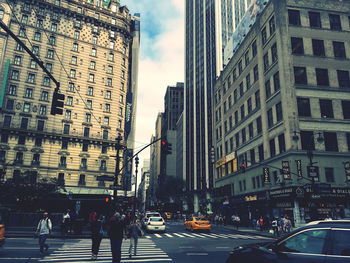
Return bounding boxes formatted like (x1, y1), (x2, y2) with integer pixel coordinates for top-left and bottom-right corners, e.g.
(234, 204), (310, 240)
(133, 155), (139, 217)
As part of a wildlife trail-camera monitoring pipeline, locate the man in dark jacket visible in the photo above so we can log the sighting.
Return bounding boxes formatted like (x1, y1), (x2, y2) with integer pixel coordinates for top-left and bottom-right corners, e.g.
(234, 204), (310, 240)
(109, 212), (126, 263)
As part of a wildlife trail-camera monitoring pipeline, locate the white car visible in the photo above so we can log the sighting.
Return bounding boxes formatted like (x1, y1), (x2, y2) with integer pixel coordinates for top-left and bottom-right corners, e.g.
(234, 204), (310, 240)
(145, 216), (166, 232)
(142, 212), (162, 229)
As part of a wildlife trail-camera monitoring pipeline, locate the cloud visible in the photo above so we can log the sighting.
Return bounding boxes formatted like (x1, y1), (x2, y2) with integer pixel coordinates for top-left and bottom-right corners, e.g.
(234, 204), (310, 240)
(121, 0), (184, 173)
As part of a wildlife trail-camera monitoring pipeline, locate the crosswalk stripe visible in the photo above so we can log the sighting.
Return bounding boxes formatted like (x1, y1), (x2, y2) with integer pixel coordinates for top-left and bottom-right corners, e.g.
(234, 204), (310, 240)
(164, 233), (173, 237)
(199, 233), (218, 238)
(189, 233), (206, 238)
(39, 238), (172, 262)
(208, 233), (229, 239)
(173, 233), (184, 237)
(154, 233), (162, 238)
(181, 232), (196, 238)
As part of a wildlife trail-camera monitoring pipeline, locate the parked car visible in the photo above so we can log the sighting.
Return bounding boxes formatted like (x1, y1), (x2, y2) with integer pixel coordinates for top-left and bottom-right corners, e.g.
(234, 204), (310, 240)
(185, 216), (211, 232)
(225, 220), (350, 263)
(145, 216), (166, 233)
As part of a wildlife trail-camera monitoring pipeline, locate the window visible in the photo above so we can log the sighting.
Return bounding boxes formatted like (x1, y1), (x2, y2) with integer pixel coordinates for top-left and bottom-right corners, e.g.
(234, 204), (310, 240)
(261, 27), (267, 45)
(248, 123), (254, 139)
(92, 36), (97, 45)
(19, 28), (26, 37)
(15, 153), (23, 164)
(122, 58), (126, 66)
(347, 133), (350, 152)
(90, 61), (96, 70)
(79, 174), (85, 186)
(68, 82), (74, 92)
(333, 41), (346, 59)
(16, 43), (23, 51)
(309, 12), (321, 28)
(269, 139), (276, 157)
(238, 60), (242, 75)
(100, 160), (106, 170)
(87, 86), (93, 96)
(30, 59), (37, 69)
(18, 135), (26, 145)
(294, 67), (307, 85)
(91, 48), (96, 57)
(34, 32), (41, 41)
(42, 77), (50, 87)
(110, 41), (115, 49)
(300, 131), (315, 150)
(107, 78), (112, 86)
(4, 115), (12, 127)
(14, 56), (22, 65)
(59, 156), (67, 167)
(9, 84), (17, 95)
(73, 43), (78, 52)
(11, 70), (19, 80)
(87, 100), (92, 109)
(70, 69), (76, 78)
(63, 124), (70, 134)
(65, 110), (71, 120)
(27, 73), (35, 83)
(234, 111), (238, 125)
(65, 96), (72, 106)
(241, 128), (246, 143)
(324, 132), (338, 152)
(246, 74), (251, 90)
(21, 15), (28, 24)
(119, 95), (123, 103)
(106, 90), (111, 99)
(23, 102), (30, 112)
(85, 113), (91, 123)
(297, 98), (311, 117)
(257, 116), (262, 134)
(240, 105), (245, 119)
(342, 101), (350, 119)
(104, 117), (109, 126)
(269, 16), (275, 34)
(51, 23), (57, 32)
(316, 68), (329, 86)
(288, 9), (301, 26)
(278, 230), (328, 254)
(108, 66), (113, 74)
(247, 98), (252, 114)
(291, 37), (304, 54)
(263, 53), (269, 71)
(121, 70), (125, 79)
(109, 53), (114, 61)
(49, 35), (56, 45)
(41, 91), (48, 101)
(239, 82), (244, 97)
(235, 133), (239, 147)
(245, 51), (249, 66)
(36, 19), (43, 28)
(37, 120), (44, 131)
(83, 127), (89, 138)
(82, 141), (89, 152)
(254, 65), (259, 82)
(74, 20), (81, 28)
(6, 99), (14, 110)
(119, 107), (123, 116)
(102, 130), (109, 141)
(271, 43), (278, 62)
(278, 134), (286, 153)
(255, 90), (260, 108)
(337, 70), (350, 88)
(329, 14), (342, 31)
(61, 139), (68, 150)
(47, 49), (54, 59)
(20, 118), (28, 129)
(325, 168), (334, 182)
(273, 72), (280, 91)
(331, 230), (350, 256)
(267, 108), (273, 128)
(46, 63), (52, 73)
(252, 41), (257, 57)
(258, 144), (264, 161)
(276, 102), (283, 122)
(265, 80), (271, 99)
(312, 39), (325, 56)
(39, 105), (46, 115)
(35, 137), (42, 147)
(89, 74), (95, 82)
(71, 56), (77, 65)
(118, 120), (122, 129)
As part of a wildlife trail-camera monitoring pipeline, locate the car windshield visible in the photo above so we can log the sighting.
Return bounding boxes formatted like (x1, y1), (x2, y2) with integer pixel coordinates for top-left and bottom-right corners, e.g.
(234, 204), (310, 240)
(194, 217), (209, 221)
(150, 217), (163, 222)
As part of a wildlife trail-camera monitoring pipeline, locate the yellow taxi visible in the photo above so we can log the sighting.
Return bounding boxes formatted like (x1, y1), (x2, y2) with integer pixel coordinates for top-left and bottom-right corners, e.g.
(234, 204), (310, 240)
(184, 216), (211, 232)
(0, 223), (4, 247)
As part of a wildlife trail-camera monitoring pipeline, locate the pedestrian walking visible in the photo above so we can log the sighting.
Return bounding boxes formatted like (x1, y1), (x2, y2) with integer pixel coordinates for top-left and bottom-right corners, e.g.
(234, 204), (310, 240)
(109, 212), (127, 263)
(90, 213), (105, 260)
(284, 216), (291, 233)
(35, 211), (52, 255)
(62, 209), (70, 237)
(231, 214), (240, 230)
(279, 216), (285, 234)
(258, 217), (264, 231)
(271, 218), (278, 237)
(127, 220), (142, 258)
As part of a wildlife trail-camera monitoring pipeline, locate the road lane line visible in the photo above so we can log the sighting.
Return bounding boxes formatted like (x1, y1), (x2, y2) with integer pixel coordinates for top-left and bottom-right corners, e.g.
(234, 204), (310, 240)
(154, 233), (162, 238)
(173, 233), (185, 237)
(164, 233), (173, 237)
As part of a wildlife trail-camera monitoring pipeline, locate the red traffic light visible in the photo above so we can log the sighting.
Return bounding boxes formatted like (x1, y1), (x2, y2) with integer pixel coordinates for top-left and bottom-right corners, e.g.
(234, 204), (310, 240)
(242, 163), (246, 167)
(105, 197), (109, 203)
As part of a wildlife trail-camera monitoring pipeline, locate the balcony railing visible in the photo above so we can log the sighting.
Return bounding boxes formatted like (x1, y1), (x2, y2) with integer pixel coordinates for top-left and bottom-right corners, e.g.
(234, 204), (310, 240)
(58, 163), (67, 168)
(31, 160), (40, 166)
(13, 159), (23, 165)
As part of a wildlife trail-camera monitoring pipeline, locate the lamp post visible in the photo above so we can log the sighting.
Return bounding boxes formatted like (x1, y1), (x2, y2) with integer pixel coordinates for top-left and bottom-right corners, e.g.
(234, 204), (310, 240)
(114, 134), (123, 201)
(133, 155), (139, 216)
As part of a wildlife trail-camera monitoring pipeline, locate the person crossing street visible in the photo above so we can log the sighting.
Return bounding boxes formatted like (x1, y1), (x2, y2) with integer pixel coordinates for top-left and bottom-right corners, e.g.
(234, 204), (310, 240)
(35, 211), (52, 255)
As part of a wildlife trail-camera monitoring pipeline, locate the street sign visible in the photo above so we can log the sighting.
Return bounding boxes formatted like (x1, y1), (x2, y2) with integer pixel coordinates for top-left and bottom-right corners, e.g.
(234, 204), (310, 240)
(344, 162), (350, 181)
(295, 160), (302, 178)
(307, 166), (319, 178)
(263, 167), (270, 184)
(282, 161), (291, 180)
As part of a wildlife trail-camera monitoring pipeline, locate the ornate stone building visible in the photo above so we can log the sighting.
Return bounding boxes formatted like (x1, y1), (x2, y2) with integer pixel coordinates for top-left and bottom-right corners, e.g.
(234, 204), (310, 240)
(0, 0), (139, 197)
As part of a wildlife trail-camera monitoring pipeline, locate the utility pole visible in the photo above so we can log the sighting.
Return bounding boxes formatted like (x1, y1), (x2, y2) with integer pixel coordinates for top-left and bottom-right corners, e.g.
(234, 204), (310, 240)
(113, 134), (123, 203)
(133, 156), (139, 216)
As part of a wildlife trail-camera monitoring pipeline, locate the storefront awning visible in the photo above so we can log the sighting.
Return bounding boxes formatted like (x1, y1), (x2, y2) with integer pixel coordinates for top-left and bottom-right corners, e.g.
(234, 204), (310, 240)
(59, 186), (113, 196)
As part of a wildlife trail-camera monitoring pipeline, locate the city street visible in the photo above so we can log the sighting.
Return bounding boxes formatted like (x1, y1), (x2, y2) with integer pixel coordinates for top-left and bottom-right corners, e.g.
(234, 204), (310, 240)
(0, 222), (274, 263)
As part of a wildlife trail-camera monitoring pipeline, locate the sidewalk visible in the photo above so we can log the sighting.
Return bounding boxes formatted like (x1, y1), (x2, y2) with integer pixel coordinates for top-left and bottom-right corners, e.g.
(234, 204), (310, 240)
(213, 224), (277, 238)
(5, 226), (91, 238)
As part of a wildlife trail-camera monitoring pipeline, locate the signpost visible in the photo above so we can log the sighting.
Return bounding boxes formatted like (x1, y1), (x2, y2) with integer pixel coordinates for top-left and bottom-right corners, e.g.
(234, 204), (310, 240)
(282, 161), (291, 180)
(307, 166), (319, 180)
(263, 167), (270, 184)
(296, 160), (302, 179)
(344, 162), (350, 181)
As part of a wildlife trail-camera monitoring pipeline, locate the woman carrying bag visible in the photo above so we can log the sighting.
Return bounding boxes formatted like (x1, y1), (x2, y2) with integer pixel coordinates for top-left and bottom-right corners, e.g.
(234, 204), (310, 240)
(90, 213), (106, 260)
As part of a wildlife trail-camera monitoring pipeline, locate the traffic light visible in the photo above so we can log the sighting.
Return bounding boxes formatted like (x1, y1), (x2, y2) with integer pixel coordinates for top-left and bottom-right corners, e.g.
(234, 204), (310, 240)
(50, 88), (65, 115)
(241, 162), (246, 173)
(161, 140), (172, 155)
(105, 197), (110, 203)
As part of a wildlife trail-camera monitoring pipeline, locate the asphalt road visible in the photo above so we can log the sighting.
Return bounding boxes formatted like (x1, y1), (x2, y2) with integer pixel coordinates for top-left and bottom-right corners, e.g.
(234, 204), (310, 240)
(0, 221), (274, 263)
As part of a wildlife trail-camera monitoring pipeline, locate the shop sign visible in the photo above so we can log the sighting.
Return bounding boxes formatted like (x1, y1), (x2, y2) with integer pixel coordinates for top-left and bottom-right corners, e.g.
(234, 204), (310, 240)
(216, 152), (236, 168)
(295, 187), (305, 198)
(245, 195), (257, 202)
(307, 166), (319, 178)
(282, 161), (291, 180)
(344, 162), (350, 181)
(296, 160), (302, 178)
(263, 167), (270, 184)
(331, 187), (350, 195)
(216, 157), (225, 168)
(276, 202), (294, 208)
(269, 187), (294, 198)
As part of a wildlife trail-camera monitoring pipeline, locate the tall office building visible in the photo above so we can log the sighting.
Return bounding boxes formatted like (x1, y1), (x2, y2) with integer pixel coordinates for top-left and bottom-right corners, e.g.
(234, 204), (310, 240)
(0, 0), (139, 203)
(184, 0), (253, 212)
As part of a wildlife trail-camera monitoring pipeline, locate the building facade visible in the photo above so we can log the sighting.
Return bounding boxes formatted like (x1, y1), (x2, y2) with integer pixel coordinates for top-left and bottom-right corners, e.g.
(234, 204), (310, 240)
(214, 0), (350, 225)
(0, 0), (139, 200)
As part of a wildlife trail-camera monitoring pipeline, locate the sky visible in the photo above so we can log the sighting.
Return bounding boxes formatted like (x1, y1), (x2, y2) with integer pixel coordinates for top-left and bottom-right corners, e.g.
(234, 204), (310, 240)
(121, 0), (185, 185)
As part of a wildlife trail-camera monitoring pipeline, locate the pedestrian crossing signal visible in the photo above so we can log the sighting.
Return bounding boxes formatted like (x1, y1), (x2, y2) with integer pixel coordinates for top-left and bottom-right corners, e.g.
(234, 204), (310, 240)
(105, 197), (110, 203)
(241, 162), (246, 173)
(161, 140), (172, 155)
